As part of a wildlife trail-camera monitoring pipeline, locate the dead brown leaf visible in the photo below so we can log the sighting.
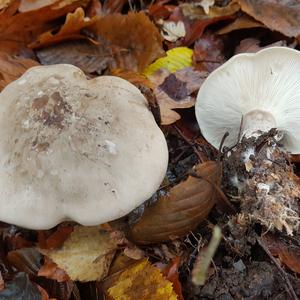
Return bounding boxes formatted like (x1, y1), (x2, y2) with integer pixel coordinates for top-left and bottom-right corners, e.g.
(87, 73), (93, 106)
(36, 39), (113, 74)
(19, 0), (57, 12)
(181, 1), (240, 45)
(261, 234), (300, 274)
(38, 225), (74, 250)
(193, 32), (225, 72)
(150, 67), (207, 125)
(38, 257), (70, 282)
(86, 12), (164, 72)
(0, 0), (89, 54)
(0, 52), (39, 91)
(29, 7), (95, 49)
(217, 14), (264, 35)
(238, 0), (300, 38)
(40, 226), (117, 282)
(129, 161), (221, 244)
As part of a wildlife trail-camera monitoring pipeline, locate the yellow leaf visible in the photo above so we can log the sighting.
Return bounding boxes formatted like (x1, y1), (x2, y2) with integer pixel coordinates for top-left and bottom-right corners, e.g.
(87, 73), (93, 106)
(143, 47), (193, 77)
(40, 225), (116, 282)
(107, 260), (178, 300)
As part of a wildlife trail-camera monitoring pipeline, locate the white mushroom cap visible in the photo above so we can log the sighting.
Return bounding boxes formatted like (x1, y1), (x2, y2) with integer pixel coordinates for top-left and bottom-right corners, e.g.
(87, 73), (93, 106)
(195, 47), (300, 153)
(0, 64), (168, 229)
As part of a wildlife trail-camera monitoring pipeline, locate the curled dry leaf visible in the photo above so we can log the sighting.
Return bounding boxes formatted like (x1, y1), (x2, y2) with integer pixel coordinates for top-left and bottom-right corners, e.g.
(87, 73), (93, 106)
(36, 39), (113, 74)
(106, 260), (178, 300)
(150, 67), (207, 125)
(0, 0), (89, 53)
(238, 0), (300, 38)
(217, 14), (265, 35)
(261, 234), (300, 274)
(39, 226), (117, 282)
(29, 7), (95, 49)
(130, 161), (221, 244)
(86, 12), (164, 72)
(38, 257), (70, 282)
(0, 52), (39, 91)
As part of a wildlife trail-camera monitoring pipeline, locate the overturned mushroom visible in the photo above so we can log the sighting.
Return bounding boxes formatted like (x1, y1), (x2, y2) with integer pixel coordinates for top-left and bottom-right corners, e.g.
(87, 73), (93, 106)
(195, 47), (300, 235)
(0, 64), (168, 229)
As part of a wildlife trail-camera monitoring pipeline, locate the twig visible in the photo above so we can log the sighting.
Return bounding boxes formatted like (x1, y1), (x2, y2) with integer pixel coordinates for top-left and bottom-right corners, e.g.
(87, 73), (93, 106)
(173, 125), (205, 163)
(257, 237), (299, 300)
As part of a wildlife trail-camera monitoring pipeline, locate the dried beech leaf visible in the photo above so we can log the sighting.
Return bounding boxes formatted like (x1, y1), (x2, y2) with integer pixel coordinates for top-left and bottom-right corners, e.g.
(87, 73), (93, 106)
(36, 40), (113, 74)
(38, 257), (70, 282)
(217, 14), (264, 35)
(150, 67), (207, 125)
(238, 0), (300, 38)
(130, 161), (221, 244)
(87, 12), (164, 72)
(0, 0), (89, 53)
(40, 226), (117, 282)
(262, 234), (300, 274)
(29, 7), (95, 48)
(0, 52), (39, 91)
(0, 0), (12, 10)
(106, 260), (178, 300)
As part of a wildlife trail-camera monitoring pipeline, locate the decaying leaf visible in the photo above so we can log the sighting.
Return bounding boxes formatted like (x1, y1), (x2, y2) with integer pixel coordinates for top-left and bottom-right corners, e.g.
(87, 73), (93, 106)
(0, 0), (12, 10)
(0, 52), (39, 91)
(87, 12), (164, 72)
(150, 67), (207, 125)
(39, 226), (117, 282)
(193, 32), (225, 72)
(144, 47), (193, 77)
(130, 161), (221, 244)
(29, 7), (95, 48)
(238, 0), (300, 38)
(38, 257), (70, 282)
(106, 260), (178, 300)
(0, 0), (89, 53)
(36, 40), (113, 74)
(217, 14), (265, 35)
(261, 234), (300, 274)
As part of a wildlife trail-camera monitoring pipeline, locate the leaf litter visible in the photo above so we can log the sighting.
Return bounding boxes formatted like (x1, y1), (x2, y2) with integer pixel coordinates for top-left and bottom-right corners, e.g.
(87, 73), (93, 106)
(0, 0), (300, 299)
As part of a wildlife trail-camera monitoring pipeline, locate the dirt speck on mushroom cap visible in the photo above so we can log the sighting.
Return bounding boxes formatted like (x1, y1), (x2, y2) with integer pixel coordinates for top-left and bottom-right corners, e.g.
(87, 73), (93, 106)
(0, 64), (168, 229)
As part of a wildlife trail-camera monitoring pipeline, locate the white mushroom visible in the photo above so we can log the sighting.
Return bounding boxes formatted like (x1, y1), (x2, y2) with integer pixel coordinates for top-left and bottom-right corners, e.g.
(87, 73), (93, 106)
(0, 64), (168, 229)
(195, 47), (300, 153)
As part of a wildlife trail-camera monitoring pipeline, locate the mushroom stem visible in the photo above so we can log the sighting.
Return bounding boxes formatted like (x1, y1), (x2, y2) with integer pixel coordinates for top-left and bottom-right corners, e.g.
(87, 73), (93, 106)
(241, 110), (277, 139)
